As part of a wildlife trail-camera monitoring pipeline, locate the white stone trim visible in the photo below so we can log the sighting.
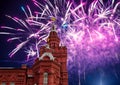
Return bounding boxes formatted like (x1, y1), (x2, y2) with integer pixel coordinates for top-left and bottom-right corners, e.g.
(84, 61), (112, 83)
(39, 52), (54, 61)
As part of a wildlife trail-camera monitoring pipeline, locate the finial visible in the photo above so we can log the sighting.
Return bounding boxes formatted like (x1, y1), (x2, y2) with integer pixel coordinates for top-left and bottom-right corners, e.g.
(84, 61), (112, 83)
(51, 24), (57, 32)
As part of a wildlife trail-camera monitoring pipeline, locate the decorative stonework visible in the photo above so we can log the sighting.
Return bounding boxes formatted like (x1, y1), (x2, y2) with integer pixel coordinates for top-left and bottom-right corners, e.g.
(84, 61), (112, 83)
(39, 52), (55, 61)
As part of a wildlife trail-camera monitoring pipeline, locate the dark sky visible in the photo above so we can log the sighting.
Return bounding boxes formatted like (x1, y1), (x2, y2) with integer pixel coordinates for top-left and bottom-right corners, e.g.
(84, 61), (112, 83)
(0, 0), (33, 67)
(0, 0), (120, 85)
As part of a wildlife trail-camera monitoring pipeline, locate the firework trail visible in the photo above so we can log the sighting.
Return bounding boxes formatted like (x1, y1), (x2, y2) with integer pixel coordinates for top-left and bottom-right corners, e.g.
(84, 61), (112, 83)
(67, 0), (120, 69)
(66, 0), (120, 84)
(0, 0), (120, 83)
(0, 14), (48, 59)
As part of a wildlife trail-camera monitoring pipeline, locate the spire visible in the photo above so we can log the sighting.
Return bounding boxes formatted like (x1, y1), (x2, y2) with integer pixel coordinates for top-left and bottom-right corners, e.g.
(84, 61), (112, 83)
(51, 25), (57, 32)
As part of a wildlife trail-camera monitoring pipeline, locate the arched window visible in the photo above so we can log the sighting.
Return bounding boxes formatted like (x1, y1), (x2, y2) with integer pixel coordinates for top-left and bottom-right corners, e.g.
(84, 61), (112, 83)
(43, 72), (48, 85)
(10, 82), (15, 85)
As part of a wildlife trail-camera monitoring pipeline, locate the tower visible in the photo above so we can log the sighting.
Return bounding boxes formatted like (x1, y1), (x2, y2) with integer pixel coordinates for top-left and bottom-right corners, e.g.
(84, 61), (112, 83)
(32, 26), (68, 85)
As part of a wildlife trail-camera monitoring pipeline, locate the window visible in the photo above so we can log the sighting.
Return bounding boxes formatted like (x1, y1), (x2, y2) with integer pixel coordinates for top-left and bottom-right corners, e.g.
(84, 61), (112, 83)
(10, 82), (15, 85)
(43, 72), (48, 85)
(1, 82), (6, 85)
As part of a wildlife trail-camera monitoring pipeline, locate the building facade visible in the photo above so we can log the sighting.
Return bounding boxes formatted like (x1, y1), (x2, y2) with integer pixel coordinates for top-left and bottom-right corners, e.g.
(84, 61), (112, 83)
(0, 26), (68, 85)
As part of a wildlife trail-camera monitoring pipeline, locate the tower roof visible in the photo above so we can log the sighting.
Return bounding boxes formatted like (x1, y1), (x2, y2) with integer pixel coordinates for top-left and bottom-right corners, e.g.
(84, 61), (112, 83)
(51, 25), (57, 32)
(49, 25), (58, 38)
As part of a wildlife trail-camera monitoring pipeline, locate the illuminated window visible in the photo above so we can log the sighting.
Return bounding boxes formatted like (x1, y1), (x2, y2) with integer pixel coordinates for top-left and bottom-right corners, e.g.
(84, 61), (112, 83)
(10, 82), (15, 85)
(1, 82), (6, 85)
(43, 72), (48, 85)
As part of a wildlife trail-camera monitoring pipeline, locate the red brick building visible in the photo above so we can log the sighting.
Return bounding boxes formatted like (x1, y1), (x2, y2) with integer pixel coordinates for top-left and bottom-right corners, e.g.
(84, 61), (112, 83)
(0, 26), (68, 85)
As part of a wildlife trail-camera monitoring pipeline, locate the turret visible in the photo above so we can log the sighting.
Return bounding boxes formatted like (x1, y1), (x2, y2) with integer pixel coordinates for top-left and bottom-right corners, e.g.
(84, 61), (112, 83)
(47, 25), (60, 48)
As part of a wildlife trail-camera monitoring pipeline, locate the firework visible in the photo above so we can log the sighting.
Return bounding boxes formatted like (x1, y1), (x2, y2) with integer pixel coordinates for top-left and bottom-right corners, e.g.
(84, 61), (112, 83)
(0, 0), (120, 84)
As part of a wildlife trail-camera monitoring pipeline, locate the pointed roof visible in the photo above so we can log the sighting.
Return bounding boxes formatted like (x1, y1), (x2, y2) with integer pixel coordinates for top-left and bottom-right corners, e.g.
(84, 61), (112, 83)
(51, 25), (57, 32)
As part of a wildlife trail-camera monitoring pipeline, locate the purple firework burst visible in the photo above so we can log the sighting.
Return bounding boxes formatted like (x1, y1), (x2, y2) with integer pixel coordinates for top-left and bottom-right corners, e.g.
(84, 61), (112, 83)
(0, 0), (120, 78)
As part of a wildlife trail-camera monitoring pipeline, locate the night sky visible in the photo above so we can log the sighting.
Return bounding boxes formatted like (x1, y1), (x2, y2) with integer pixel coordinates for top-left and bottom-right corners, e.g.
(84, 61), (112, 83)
(0, 0), (33, 67)
(0, 0), (120, 85)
